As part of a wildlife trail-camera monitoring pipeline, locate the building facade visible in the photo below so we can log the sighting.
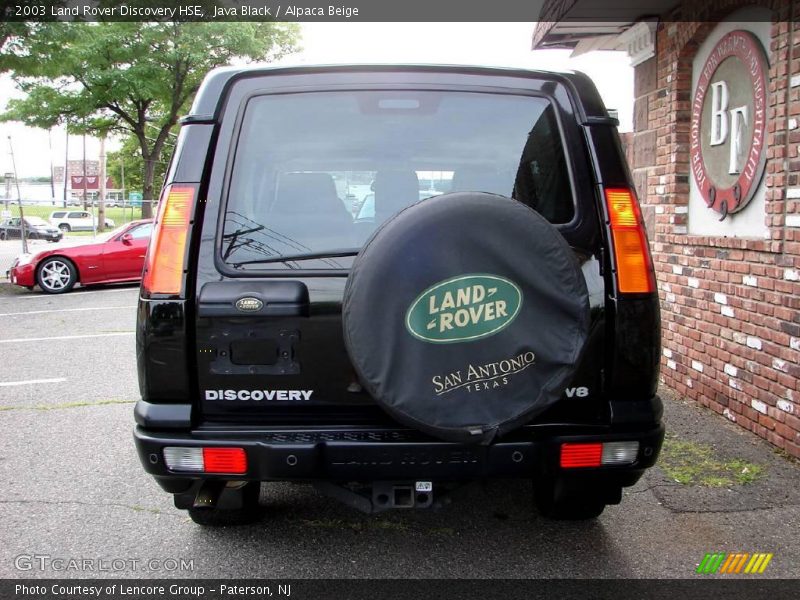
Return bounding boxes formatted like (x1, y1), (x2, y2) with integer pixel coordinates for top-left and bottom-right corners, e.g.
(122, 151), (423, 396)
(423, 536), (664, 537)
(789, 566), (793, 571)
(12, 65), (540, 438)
(534, 0), (800, 457)
(54, 160), (122, 204)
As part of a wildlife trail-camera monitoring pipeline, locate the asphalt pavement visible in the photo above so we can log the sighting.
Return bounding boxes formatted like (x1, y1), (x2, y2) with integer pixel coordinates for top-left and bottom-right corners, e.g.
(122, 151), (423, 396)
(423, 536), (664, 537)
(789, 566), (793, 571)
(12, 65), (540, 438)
(0, 282), (798, 579)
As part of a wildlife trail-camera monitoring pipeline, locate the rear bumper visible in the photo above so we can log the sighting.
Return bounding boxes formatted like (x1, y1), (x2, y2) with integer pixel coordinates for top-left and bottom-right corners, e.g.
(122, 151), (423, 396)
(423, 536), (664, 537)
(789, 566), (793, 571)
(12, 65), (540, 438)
(134, 421), (665, 486)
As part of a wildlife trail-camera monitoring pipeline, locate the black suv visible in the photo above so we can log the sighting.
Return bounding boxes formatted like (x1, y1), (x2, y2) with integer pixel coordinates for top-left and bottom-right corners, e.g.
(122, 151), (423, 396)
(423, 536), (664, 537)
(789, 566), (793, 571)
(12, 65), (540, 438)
(134, 65), (664, 525)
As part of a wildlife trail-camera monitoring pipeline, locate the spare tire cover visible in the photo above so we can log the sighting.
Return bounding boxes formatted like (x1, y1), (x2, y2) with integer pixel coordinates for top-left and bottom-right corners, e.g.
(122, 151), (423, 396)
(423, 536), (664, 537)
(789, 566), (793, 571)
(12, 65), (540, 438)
(343, 192), (590, 444)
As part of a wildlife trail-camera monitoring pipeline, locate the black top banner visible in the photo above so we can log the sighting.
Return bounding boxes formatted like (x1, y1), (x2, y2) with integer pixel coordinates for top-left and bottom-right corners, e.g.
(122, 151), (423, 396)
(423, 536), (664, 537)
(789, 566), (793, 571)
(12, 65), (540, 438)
(6, 0), (543, 22)
(0, 0), (790, 22)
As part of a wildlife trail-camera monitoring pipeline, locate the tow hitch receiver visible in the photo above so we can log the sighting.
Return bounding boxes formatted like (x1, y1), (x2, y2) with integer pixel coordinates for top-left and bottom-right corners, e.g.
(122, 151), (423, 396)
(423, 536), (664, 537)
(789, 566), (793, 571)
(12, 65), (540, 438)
(314, 481), (435, 513)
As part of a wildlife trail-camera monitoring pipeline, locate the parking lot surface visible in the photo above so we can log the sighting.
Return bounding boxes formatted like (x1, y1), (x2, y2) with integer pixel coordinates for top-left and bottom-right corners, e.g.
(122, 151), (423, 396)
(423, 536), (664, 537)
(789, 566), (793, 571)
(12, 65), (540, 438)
(0, 283), (798, 579)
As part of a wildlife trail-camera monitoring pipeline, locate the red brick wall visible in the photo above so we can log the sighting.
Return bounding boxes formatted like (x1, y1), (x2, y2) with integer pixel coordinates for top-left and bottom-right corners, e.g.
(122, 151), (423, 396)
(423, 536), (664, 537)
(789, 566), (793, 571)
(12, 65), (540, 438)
(633, 0), (800, 457)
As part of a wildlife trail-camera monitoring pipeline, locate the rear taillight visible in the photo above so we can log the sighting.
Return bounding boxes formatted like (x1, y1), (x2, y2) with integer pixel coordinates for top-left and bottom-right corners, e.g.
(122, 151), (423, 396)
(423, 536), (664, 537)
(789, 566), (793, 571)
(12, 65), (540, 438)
(203, 448), (247, 474)
(560, 443), (603, 468)
(604, 188), (655, 294)
(560, 441), (640, 468)
(163, 447), (247, 474)
(142, 184), (196, 297)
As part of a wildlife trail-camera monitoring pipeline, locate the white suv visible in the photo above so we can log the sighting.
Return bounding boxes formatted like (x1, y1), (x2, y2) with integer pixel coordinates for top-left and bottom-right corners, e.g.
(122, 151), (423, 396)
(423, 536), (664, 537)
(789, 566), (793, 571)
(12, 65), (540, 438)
(48, 210), (115, 232)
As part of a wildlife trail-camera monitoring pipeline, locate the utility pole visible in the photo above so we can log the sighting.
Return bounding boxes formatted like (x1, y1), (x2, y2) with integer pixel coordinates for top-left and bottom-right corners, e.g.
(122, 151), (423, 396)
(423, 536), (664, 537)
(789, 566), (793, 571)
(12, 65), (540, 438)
(48, 128), (55, 205)
(63, 128), (69, 208)
(98, 134), (106, 233)
(8, 136), (28, 254)
(82, 130), (88, 211)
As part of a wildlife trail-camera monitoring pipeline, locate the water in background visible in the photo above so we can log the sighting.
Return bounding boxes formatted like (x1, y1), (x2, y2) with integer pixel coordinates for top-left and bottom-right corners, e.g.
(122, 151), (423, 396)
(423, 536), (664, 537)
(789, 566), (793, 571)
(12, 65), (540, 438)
(2, 183), (69, 204)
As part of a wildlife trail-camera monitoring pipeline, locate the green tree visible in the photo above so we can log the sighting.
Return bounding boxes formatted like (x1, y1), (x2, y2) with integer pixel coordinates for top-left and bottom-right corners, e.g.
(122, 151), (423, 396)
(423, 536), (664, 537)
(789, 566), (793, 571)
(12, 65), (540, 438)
(1, 21), (299, 217)
(107, 131), (176, 201)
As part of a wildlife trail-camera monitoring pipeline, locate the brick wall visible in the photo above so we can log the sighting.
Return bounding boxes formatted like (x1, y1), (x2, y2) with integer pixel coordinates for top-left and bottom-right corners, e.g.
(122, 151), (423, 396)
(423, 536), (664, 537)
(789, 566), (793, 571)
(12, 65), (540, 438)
(633, 0), (800, 457)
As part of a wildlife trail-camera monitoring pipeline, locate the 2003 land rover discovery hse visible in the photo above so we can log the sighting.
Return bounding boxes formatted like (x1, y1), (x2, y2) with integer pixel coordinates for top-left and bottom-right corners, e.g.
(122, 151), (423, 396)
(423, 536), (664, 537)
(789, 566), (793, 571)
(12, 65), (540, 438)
(134, 65), (664, 525)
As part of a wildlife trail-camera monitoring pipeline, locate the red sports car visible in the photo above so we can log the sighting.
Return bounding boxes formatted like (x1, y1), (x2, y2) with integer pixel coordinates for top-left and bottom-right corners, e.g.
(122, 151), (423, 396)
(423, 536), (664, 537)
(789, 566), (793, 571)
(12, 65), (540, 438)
(8, 219), (153, 294)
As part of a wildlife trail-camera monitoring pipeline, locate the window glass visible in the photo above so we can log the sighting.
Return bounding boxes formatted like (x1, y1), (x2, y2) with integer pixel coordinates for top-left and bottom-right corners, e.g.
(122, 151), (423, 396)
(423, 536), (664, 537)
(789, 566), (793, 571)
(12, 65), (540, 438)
(223, 90), (574, 270)
(128, 223), (153, 239)
(513, 107), (575, 224)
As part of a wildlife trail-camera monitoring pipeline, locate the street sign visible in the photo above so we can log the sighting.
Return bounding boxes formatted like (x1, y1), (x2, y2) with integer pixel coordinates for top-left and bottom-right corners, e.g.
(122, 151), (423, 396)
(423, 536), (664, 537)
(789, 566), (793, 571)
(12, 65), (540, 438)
(129, 191), (143, 207)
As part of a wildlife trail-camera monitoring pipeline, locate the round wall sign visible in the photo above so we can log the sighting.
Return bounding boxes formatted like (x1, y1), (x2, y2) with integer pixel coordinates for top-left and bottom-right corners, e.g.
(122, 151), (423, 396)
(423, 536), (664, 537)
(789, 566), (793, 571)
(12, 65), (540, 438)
(690, 30), (768, 219)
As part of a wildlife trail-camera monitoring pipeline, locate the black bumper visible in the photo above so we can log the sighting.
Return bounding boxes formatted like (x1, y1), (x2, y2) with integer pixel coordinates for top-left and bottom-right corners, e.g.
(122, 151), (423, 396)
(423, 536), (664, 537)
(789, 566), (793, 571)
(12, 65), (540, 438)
(134, 421), (665, 486)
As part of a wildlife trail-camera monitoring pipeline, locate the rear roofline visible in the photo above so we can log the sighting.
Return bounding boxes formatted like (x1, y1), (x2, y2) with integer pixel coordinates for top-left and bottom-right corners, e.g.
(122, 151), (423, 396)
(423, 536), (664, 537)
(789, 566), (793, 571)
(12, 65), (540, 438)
(188, 63), (611, 124)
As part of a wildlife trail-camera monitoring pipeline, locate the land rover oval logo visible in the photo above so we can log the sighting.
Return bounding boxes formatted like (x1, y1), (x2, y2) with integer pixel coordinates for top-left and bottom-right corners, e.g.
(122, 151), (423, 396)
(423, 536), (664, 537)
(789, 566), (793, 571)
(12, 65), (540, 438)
(405, 274), (522, 344)
(235, 297), (263, 312)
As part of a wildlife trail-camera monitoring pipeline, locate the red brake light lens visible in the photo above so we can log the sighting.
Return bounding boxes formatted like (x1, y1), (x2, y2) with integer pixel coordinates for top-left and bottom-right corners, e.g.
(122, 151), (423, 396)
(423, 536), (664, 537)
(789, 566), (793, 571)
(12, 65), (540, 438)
(560, 443), (603, 468)
(202, 448), (247, 474)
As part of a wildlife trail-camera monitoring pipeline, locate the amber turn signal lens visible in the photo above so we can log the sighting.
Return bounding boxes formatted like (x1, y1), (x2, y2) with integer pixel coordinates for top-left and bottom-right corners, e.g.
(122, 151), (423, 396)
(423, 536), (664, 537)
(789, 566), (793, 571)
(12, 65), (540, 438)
(604, 188), (655, 294)
(142, 185), (196, 296)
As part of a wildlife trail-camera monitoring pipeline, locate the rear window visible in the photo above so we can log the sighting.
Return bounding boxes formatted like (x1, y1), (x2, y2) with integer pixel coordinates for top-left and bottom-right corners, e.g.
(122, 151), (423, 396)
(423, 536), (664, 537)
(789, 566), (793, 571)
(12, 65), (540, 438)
(222, 90), (574, 271)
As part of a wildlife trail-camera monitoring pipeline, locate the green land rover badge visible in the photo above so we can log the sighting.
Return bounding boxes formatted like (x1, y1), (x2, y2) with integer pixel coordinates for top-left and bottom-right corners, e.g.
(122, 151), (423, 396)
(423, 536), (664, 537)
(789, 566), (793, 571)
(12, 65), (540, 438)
(405, 274), (522, 343)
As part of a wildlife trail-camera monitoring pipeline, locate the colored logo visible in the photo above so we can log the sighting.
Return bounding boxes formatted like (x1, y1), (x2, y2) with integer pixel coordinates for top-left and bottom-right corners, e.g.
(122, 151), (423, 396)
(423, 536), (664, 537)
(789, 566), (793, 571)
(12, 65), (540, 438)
(696, 552), (773, 574)
(405, 274), (522, 344)
(690, 30), (768, 219)
(235, 297), (263, 312)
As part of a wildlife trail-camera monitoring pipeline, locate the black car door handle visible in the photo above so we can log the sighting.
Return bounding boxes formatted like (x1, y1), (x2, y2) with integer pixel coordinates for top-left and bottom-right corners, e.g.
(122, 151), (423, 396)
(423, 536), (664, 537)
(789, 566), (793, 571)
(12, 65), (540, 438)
(197, 281), (310, 318)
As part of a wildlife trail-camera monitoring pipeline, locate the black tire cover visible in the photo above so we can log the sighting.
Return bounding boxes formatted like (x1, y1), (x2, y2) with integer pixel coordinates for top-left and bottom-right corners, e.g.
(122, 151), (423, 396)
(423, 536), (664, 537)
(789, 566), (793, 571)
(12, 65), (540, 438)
(343, 192), (590, 444)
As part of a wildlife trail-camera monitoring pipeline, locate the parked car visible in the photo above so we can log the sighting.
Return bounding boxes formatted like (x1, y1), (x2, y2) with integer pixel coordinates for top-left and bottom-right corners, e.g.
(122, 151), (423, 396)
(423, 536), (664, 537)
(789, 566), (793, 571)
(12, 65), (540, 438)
(0, 216), (62, 242)
(8, 219), (152, 293)
(48, 210), (115, 232)
(134, 65), (663, 526)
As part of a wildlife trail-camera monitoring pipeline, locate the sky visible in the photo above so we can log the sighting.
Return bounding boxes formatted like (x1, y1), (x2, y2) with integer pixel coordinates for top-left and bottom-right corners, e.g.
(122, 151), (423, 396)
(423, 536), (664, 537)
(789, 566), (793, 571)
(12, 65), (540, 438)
(0, 22), (632, 180)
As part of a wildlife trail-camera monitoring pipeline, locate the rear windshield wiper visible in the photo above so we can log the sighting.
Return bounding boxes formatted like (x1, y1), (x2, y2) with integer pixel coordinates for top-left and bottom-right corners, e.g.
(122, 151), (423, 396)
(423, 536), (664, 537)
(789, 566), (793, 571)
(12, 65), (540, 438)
(222, 225), (266, 261)
(230, 248), (360, 268)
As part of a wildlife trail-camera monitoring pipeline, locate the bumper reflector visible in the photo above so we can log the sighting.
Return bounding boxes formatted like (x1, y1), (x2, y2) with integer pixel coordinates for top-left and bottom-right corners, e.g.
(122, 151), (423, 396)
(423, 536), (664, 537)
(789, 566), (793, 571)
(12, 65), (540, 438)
(560, 441), (640, 468)
(163, 447), (247, 474)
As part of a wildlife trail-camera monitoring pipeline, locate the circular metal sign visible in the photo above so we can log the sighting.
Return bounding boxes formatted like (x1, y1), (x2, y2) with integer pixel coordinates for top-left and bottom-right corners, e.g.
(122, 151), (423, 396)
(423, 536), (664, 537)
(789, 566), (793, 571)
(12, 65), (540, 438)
(690, 30), (768, 219)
